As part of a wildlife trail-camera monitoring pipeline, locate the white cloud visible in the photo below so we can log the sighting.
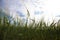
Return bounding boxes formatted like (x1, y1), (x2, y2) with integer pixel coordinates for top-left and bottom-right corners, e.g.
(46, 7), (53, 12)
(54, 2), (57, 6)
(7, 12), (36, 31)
(3, 0), (60, 23)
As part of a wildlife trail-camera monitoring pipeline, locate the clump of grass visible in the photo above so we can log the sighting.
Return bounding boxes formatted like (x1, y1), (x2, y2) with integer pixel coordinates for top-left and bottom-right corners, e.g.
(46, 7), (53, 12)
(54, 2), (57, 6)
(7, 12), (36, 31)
(0, 9), (60, 40)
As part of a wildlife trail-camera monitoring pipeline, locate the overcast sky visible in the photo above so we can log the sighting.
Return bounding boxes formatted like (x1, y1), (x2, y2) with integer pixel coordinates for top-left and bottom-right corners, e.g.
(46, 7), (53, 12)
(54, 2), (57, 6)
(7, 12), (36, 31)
(1, 0), (60, 23)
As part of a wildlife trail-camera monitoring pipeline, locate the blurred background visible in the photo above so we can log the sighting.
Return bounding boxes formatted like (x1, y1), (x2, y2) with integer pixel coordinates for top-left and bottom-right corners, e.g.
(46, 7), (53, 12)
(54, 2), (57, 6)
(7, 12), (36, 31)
(0, 0), (60, 24)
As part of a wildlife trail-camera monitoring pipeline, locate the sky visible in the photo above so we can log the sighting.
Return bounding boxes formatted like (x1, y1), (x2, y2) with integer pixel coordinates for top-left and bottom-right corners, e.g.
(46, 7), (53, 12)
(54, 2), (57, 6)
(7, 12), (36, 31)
(1, 0), (60, 23)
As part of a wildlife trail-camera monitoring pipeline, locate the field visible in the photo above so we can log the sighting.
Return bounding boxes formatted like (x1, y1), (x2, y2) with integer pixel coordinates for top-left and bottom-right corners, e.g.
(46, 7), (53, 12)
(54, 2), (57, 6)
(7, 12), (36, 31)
(0, 10), (60, 40)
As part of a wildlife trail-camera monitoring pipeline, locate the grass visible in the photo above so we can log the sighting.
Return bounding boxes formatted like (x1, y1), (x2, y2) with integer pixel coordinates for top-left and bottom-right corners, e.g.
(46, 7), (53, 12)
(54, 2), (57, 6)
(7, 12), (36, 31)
(0, 10), (60, 40)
